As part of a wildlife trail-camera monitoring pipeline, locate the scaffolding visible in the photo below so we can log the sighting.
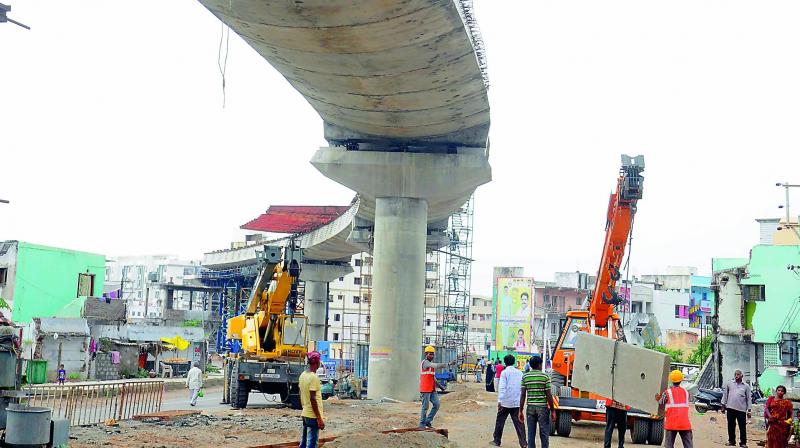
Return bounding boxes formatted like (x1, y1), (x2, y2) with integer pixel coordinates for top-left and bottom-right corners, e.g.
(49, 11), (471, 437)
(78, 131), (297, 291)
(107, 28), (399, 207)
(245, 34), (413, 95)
(436, 195), (475, 363)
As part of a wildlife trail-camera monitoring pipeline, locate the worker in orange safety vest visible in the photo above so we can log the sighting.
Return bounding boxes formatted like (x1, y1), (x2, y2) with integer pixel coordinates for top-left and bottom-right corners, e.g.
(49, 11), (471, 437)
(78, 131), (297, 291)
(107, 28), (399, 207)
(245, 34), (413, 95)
(655, 369), (693, 448)
(419, 345), (457, 428)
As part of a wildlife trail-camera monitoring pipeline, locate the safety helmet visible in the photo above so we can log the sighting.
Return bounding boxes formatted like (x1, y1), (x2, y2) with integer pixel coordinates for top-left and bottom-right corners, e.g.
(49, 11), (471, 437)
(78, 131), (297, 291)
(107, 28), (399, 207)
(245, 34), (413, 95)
(307, 351), (321, 363)
(424, 345), (436, 353)
(669, 369), (684, 383)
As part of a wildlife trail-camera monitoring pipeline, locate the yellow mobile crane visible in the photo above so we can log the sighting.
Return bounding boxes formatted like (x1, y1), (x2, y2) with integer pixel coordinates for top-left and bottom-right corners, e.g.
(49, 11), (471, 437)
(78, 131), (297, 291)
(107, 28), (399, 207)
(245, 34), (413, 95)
(222, 244), (308, 409)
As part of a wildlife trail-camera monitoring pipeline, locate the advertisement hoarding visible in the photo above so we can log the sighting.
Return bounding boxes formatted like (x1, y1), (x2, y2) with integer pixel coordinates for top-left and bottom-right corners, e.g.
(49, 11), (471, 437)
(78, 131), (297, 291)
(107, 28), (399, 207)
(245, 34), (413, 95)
(495, 277), (534, 351)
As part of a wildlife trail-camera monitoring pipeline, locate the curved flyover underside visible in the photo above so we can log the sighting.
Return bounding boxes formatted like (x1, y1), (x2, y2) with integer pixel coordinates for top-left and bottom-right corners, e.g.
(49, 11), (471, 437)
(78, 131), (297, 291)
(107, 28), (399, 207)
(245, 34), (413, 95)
(198, 0), (490, 147)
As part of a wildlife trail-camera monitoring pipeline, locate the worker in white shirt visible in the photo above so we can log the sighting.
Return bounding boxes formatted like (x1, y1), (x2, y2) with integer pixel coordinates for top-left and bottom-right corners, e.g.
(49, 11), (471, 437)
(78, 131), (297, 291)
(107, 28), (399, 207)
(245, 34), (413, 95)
(185, 362), (203, 406)
(490, 354), (527, 448)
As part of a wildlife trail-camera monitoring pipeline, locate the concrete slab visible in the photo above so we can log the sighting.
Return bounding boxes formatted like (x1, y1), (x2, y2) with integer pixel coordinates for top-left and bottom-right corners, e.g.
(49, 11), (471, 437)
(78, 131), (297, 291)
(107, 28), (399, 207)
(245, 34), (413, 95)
(572, 333), (669, 415)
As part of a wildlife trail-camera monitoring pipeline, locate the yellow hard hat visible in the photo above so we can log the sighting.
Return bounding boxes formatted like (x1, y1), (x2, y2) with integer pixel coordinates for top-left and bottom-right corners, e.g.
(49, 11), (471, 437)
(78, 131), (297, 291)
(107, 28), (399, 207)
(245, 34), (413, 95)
(424, 345), (436, 353)
(669, 369), (684, 383)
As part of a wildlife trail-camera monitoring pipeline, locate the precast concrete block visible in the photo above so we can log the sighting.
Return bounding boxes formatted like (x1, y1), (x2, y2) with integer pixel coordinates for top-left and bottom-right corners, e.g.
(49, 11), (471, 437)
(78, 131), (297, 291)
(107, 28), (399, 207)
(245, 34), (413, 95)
(572, 333), (669, 415)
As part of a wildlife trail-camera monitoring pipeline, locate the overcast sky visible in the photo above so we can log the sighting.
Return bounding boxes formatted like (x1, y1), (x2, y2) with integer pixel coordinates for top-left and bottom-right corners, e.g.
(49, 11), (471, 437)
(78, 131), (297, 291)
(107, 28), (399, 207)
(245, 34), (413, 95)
(2, 1), (799, 296)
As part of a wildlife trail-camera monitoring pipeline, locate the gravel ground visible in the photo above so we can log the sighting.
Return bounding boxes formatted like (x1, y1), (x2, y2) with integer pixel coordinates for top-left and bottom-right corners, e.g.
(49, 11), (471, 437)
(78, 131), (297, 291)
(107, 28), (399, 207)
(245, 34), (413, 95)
(69, 382), (767, 448)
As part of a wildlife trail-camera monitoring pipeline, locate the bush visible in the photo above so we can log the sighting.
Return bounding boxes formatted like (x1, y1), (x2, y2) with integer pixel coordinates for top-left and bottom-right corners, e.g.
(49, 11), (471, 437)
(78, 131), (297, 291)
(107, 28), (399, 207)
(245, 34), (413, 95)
(67, 373), (81, 380)
(137, 368), (149, 378)
(206, 365), (220, 374)
(687, 335), (712, 366)
(645, 343), (685, 363)
(182, 320), (202, 328)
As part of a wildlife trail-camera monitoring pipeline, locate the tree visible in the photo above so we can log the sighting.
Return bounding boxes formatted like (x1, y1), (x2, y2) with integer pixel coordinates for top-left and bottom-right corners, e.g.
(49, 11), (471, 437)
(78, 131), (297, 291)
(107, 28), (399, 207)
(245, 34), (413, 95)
(687, 335), (712, 366)
(645, 343), (685, 364)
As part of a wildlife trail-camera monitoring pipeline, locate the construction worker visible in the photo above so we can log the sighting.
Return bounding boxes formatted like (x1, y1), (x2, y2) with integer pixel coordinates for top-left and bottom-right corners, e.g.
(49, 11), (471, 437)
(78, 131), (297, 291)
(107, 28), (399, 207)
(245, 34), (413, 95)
(299, 351), (325, 448)
(604, 398), (631, 448)
(655, 370), (693, 448)
(419, 345), (457, 428)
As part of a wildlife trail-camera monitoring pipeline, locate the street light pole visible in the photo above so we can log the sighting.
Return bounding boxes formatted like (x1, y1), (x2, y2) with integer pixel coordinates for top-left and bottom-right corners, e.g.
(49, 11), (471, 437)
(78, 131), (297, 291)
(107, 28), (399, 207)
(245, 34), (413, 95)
(0, 199), (8, 204)
(777, 182), (800, 225)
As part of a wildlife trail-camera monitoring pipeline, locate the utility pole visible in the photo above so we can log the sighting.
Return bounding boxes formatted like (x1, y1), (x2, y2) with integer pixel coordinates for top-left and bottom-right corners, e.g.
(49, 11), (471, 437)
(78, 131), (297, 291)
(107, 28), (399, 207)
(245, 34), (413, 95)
(777, 182), (800, 225)
(0, 4), (30, 29)
(0, 199), (8, 204)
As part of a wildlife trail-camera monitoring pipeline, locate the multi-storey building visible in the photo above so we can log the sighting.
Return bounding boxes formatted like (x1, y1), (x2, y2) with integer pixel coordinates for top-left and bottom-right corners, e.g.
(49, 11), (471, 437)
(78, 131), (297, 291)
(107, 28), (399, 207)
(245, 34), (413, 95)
(467, 294), (492, 356)
(105, 255), (202, 320)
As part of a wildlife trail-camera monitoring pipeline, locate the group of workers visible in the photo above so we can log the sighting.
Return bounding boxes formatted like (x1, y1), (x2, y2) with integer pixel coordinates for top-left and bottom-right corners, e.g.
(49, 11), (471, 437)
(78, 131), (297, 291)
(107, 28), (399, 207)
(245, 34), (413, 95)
(294, 347), (794, 448)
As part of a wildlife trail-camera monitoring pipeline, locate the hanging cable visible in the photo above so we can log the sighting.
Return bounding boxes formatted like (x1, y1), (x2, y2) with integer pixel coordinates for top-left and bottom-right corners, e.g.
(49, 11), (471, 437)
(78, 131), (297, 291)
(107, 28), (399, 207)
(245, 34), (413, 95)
(217, 22), (230, 108)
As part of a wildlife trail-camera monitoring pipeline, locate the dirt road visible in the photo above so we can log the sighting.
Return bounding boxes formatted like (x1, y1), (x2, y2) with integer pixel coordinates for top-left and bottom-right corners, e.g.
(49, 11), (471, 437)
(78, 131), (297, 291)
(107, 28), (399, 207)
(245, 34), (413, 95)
(71, 382), (765, 447)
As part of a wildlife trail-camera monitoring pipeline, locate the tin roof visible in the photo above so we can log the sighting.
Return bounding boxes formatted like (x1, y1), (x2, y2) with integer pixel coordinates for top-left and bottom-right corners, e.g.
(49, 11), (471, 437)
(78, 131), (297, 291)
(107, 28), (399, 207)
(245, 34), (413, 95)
(241, 205), (351, 234)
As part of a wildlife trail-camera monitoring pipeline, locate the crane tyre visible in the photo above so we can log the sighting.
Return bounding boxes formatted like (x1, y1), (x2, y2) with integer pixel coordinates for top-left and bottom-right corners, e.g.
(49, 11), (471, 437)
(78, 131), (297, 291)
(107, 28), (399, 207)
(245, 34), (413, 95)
(287, 384), (302, 410)
(230, 361), (249, 409)
(631, 418), (649, 444)
(647, 419), (664, 445)
(555, 411), (572, 437)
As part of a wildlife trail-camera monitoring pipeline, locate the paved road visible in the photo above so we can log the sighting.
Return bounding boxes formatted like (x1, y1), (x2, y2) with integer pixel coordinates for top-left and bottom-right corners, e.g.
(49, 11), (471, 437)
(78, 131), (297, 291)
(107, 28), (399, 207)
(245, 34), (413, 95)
(160, 387), (285, 412)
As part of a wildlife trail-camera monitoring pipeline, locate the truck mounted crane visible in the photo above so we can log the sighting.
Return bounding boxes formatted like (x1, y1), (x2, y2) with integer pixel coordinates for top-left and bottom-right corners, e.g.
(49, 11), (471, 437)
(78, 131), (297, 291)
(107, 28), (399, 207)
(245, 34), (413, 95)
(548, 155), (664, 445)
(222, 243), (308, 409)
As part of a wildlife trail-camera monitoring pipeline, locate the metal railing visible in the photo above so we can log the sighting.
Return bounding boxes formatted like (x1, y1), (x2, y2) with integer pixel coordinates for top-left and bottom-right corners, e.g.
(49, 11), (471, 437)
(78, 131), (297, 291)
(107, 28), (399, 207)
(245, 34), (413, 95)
(26, 380), (163, 426)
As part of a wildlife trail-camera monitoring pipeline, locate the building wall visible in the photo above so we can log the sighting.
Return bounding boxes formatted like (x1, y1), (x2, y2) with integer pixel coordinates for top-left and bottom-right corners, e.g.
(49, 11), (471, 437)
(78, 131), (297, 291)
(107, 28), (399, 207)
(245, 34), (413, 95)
(41, 335), (90, 381)
(9, 242), (105, 323)
(743, 245), (800, 343)
(652, 290), (692, 334)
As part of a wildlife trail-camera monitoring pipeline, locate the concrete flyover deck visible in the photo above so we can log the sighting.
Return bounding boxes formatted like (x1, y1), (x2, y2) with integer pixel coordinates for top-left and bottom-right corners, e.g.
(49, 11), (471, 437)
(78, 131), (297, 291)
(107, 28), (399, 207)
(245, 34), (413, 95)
(198, 0), (489, 147)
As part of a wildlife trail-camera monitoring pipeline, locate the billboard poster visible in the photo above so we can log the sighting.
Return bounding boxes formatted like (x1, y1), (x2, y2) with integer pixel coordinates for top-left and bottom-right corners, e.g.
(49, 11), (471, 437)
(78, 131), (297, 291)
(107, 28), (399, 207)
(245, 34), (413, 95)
(495, 277), (534, 351)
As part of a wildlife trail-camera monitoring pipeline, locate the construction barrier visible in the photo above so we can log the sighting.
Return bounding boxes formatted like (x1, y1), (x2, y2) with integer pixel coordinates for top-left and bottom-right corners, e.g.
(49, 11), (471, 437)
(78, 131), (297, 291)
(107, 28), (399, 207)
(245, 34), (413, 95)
(26, 380), (164, 426)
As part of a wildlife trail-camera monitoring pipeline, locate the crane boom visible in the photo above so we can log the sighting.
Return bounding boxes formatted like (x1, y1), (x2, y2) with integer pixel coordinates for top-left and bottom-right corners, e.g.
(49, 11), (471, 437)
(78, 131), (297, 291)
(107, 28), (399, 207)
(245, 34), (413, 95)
(588, 155), (644, 328)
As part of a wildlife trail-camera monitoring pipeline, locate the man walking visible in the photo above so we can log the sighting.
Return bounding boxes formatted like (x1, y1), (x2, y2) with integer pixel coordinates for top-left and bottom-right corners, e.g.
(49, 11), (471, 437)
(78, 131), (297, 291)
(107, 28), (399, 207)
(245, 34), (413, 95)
(656, 370), (693, 447)
(419, 345), (457, 428)
(490, 354), (527, 447)
(476, 356), (485, 383)
(299, 351), (325, 448)
(494, 357), (504, 393)
(520, 355), (555, 448)
(604, 399), (630, 448)
(722, 369), (752, 448)
(185, 362), (202, 406)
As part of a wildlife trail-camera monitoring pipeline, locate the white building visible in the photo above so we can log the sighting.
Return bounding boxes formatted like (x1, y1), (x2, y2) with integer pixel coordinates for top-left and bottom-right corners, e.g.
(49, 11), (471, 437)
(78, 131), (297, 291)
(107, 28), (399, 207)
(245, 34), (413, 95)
(468, 294), (492, 356)
(326, 252), (441, 358)
(105, 255), (202, 320)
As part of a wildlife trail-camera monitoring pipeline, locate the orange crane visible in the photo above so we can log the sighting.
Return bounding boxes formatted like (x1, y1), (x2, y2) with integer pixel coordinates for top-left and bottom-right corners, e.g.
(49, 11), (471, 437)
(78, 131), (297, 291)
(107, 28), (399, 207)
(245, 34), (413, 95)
(548, 155), (663, 445)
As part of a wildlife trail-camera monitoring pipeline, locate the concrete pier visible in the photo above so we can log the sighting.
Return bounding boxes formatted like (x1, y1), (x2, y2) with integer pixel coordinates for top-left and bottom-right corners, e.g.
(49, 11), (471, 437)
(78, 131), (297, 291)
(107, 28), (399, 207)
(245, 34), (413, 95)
(369, 197), (428, 401)
(312, 147), (491, 401)
(300, 263), (352, 343)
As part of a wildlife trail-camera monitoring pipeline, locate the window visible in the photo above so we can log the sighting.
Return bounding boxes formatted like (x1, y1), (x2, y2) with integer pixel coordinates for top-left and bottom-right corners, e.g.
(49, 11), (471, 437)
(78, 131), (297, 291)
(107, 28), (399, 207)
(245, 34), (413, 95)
(425, 262), (437, 272)
(338, 277), (344, 282)
(155, 290), (161, 299)
(77, 272), (95, 297)
(424, 337), (430, 344)
(328, 295), (333, 303)
(702, 292), (708, 301)
(334, 314), (341, 322)
(137, 291), (143, 299)
(333, 333), (339, 341)
(426, 319), (431, 326)
(0, 267), (7, 284)
(743, 284), (766, 302)
(706, 315), (712, 325)
(354, 258), (362, 267)
(472, 313), (477, 320)
(353, 277), (362, 285)
(337, 295), (344, 301)
(543, 295), (550, 305)
(550, 322), (557, 334)
(363, 275), (372, 287)
(425, 279), (437, 289)
(366, 315), (371, 324)
(576, 297), (582, 306)
(353, 296), (360, 304)
(674, 305), (681, 317)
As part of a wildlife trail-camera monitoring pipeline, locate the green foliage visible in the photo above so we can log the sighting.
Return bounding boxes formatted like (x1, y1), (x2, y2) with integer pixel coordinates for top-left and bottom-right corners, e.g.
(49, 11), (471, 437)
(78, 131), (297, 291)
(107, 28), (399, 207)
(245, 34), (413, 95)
(182, 319), (203, 328)
(67, 373), (81, 380)
(0, 297), (9, 310)
(98, 337), (113, 352)
(645, 343), (685, 363)
(686, 335), (713, 366)
(206, 365), (220, 374)
(136, 368), (149, 378)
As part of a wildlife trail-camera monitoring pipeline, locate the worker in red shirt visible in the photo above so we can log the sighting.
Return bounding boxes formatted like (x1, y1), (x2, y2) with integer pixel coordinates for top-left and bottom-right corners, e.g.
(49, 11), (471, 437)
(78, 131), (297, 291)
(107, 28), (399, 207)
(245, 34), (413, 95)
(655, 370), (693, 447)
